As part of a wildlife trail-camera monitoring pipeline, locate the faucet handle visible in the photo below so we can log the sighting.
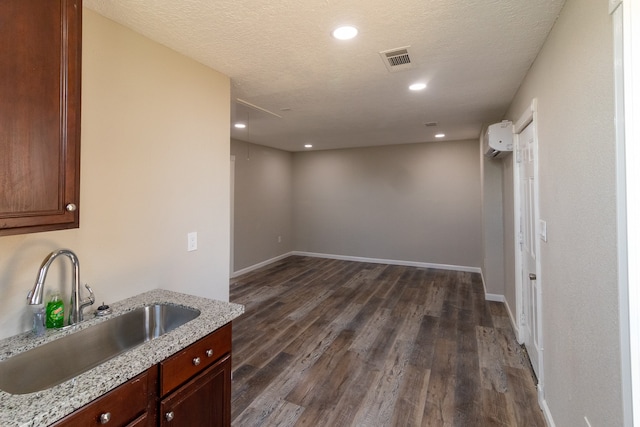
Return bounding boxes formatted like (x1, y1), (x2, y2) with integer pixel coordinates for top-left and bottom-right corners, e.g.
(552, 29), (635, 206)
(83, 284), (95, 306)
(74, 284), (96, 323)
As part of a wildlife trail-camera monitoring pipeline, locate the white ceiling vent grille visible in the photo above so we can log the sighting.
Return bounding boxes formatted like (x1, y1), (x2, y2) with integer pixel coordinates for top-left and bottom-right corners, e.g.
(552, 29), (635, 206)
(379, 46), (415, 73)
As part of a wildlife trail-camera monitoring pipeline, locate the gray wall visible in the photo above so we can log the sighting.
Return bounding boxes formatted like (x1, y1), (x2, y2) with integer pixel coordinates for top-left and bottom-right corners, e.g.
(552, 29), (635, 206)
(292, 140), (483, 269)
(501, 158), (516, 313)
(504, 0), (621, 424)
(481, 146), (506, 296)
(231, 139), (293, 272)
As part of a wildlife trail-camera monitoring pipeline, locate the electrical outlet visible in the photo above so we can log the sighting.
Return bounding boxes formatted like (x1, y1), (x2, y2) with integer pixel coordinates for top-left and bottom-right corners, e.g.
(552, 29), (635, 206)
(187, 232), (197, 251)
(278, 235), (282, 243)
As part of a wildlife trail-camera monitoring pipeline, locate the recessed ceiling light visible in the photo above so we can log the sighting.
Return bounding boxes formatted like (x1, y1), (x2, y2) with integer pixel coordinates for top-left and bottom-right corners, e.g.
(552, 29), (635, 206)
(435, 133), (445, 138)
(234, 123), (246, 129)
(409, 82), (427, 91)
(332, 26), (358, 40)
(304, 144), (313, 148)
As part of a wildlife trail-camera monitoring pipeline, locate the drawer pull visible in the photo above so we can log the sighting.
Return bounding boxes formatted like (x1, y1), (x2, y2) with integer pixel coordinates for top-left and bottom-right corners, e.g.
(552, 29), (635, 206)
(192, 357), (201, 366)
(165, 411), (175, 421)
(99, 412), (111, 424)
(206, 349), (214, 357)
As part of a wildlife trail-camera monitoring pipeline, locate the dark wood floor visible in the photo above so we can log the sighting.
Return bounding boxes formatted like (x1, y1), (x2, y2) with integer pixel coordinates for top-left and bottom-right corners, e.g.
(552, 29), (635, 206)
(230, 256), (546, 427)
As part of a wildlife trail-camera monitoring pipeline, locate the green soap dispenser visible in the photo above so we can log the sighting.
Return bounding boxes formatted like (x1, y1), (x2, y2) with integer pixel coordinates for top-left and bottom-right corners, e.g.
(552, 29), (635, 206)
(46, 293), (64, 328)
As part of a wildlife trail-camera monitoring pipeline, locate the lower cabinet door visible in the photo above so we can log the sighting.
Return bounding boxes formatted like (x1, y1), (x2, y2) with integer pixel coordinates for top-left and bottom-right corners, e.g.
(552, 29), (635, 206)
(126, 412), (149, 427)
(160, 354), (231, 427)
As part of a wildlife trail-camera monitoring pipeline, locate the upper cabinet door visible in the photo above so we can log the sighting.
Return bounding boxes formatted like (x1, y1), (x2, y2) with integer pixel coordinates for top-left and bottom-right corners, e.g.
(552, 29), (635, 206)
(0, 0), (81, 236)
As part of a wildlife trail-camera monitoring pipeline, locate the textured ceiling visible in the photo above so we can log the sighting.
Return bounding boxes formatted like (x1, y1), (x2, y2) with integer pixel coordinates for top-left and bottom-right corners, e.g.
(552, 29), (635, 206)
(84, 0), (565, 152)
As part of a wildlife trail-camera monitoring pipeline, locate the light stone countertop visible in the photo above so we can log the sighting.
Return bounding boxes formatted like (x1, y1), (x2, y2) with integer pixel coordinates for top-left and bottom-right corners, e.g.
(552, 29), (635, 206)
(0, 289), (244, 427)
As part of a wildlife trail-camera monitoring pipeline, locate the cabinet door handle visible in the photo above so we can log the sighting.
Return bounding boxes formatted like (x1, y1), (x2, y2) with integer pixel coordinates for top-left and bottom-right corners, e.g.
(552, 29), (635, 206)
(65, 203), (77, 212)
(165, 411), (175, 422)
(99, 412), (111, 424)
(192, 357), (201, 366)
(206, 349), (213, 357)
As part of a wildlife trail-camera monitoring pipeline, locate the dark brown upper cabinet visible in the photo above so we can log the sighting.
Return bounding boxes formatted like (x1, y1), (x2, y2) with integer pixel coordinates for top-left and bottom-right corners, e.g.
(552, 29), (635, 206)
(0, 0), (82, 236)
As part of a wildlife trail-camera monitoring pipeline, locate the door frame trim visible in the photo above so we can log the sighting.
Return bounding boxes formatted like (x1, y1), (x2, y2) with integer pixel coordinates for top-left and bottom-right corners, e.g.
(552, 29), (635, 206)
(230, 155), (236, 276)
(513, 99), (545, 405)
(613, 1), (639, 425)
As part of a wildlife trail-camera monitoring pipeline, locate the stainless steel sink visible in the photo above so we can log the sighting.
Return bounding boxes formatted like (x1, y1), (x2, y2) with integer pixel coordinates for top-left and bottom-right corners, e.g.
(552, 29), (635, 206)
(0, 303), (200, 394)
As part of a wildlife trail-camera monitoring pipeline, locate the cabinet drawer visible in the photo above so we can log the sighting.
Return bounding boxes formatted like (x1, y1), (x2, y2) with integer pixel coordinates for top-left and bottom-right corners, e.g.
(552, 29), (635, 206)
(160, 323), (231, 396)
(50, 369), (150, 427)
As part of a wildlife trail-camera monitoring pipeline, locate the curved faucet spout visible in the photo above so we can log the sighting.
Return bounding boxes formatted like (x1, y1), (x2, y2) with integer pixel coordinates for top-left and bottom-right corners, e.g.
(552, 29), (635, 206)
(27, 249), (94, 325)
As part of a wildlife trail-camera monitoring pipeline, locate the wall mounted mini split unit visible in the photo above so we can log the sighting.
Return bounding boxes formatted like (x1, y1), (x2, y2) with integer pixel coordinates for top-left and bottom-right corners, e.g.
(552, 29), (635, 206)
(483, 120), (514, 158)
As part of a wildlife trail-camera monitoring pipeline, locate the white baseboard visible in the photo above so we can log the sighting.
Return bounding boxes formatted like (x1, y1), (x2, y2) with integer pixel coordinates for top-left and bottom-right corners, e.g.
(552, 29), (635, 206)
(479, 270), (488, 297)
(502, 295), (553, 425)
(295, 252), (508, 303)
(230, 252), (294, 278)
(233, 251), (506, 304)
(292, 251), (483, 274)
(540, 390), (556, 427)
(485, 293), (506, 302)
(478, 271), (506, 303)
(503, 298), (520, 340)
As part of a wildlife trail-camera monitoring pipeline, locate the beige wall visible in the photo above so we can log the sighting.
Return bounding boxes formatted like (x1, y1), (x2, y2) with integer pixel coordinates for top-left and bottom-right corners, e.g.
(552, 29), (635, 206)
(0, 9), (231, 340)
(504, 0), (621, 424)
(292, 140), (483, 269)
(231, 139), (293, 272)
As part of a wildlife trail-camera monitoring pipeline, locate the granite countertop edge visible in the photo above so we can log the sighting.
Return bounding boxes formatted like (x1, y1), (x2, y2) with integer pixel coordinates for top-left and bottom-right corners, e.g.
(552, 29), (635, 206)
(0, 289), (244, 427)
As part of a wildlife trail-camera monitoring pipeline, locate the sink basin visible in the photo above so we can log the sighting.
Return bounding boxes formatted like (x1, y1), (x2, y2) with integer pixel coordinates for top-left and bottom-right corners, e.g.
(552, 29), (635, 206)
(0, 303), (200, 394)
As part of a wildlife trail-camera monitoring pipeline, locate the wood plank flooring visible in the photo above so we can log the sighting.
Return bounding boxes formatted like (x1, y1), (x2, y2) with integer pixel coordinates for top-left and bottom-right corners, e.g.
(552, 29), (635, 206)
(230, 256), (545, 427)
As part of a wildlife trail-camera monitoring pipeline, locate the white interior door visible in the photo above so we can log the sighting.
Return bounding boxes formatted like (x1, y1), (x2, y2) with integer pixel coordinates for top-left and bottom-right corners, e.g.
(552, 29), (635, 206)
(518, 121), (541, 378)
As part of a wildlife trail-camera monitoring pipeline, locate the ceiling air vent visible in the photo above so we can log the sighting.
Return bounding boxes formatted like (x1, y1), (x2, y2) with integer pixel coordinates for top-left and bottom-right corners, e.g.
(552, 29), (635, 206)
(379, 46), (415, 73)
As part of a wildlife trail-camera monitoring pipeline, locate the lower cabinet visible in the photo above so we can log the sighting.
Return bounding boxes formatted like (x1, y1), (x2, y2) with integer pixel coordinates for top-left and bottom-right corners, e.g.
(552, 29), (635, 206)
(51, 323), (232, 427)
(159, 355), (231, 427)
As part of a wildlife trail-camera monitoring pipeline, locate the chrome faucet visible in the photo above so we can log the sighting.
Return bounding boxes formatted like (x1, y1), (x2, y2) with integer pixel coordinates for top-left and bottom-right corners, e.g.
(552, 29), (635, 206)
(27, 249), (95, 325)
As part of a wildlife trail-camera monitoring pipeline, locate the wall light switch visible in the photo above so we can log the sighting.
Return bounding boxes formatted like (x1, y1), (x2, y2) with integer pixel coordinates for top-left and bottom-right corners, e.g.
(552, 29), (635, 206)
(187, 232), (197, 251)
(539, 219), (547, 242)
